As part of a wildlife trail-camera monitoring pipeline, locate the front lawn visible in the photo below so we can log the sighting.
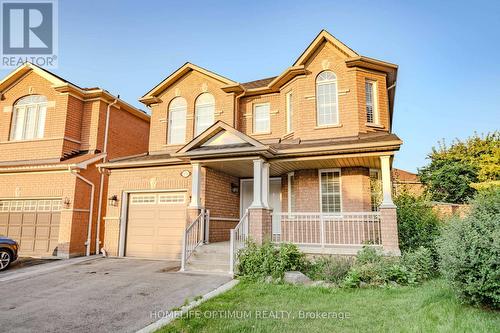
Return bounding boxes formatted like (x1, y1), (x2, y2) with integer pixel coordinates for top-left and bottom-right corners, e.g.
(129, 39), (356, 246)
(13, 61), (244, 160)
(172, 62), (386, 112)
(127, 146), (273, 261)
(158, 279), (499, 333)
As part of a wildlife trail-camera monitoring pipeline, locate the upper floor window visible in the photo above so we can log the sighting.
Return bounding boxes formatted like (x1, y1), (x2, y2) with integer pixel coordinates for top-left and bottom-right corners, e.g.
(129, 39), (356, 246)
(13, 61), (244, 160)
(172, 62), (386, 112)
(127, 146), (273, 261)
(365, 80), (378, 124)
(286, 92), (293, 133)
(195, 93), (215, 136)
(10, 95), (48, 141)
(253, 103), (270, 134)
(167, 97), (187, 145)
(316, 71), (338, 126)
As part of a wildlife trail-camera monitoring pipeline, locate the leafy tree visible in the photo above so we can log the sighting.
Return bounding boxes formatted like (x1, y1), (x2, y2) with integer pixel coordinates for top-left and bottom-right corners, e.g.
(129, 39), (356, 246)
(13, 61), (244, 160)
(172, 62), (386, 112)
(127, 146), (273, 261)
(418, 132), (499, 203)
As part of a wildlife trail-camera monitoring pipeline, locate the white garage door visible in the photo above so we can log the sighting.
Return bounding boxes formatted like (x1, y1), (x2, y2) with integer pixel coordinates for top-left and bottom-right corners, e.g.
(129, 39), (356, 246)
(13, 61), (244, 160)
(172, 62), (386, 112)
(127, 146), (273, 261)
(125, 192), (187, 259)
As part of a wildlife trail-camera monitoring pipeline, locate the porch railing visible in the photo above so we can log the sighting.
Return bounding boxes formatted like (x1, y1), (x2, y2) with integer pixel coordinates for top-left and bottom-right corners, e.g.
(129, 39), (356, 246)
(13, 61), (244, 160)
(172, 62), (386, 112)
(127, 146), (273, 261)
(229, 210), (249, 275)
(180, 209), (208, 271)
(272, 212), (381, 246)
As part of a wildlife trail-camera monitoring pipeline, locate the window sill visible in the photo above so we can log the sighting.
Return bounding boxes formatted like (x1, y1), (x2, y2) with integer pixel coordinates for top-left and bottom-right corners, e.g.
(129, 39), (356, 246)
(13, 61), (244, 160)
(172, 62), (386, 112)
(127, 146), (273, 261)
(365, 123), (384, 129)
(282, 131), (294, 140)
(314, 124), (342, 129)
(251, 132), (272, 136)
(1, 137), (54, 144)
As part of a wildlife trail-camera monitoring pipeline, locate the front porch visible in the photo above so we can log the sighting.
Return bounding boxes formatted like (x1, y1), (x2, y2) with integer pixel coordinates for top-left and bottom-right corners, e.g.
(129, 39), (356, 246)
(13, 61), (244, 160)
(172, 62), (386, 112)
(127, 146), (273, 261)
(181, 153), (400, 273)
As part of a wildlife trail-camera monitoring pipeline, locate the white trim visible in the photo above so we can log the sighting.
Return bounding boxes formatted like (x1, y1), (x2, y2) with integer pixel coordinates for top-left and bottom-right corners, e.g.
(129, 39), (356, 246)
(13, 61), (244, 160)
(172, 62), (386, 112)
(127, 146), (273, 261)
(252, 102), (271, 134)
(365, 79), (379, 125)
(318, 168), (343, 213)
(287, 171), (294, 213)
(315, 71), (340, 127)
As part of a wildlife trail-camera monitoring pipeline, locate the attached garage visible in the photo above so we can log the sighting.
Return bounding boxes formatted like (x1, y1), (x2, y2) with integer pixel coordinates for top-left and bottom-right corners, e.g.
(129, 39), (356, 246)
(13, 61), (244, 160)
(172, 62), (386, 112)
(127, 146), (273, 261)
(125, 192), (187, 259)
(0, 199), (61, 257)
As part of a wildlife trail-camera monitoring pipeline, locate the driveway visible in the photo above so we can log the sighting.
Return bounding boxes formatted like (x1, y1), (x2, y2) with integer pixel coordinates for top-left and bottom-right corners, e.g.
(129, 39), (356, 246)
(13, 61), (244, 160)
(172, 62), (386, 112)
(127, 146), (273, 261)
(0, 257), (232, 333)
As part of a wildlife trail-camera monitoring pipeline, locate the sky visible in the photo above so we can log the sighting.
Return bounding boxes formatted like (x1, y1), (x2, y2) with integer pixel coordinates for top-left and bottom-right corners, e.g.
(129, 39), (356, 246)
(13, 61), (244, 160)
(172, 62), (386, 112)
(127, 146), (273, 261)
(2, 0), (499, 172)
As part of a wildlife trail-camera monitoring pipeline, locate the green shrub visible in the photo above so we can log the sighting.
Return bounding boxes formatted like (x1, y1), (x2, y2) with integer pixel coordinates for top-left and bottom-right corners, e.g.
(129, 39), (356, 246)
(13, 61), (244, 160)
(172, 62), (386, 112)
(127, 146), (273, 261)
(342, 246), (416, 288)
(237, 241), (306, 280)
(305, 256), (353, 283)
(401, 246), (434, 282)
(437, 187), (500, 309)
(394, 192), (442, 255)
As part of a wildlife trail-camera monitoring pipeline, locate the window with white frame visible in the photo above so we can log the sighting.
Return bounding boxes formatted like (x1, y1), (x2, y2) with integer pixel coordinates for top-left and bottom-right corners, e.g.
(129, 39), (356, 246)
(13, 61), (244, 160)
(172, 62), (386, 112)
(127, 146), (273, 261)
(370, 169), (382, 211)
(167, 97), (187, 145)
(365, 80), (378, 124)
(253, 103), (270, 134)
(287, 172), (295, 213)
(316, 71), (338, 126)
(0, 201), (10, 212)
(195, 93), (215, 136)
(10, 95), (48, 141)
(286, 92), (293, 133)
(320, 170), (341, 213)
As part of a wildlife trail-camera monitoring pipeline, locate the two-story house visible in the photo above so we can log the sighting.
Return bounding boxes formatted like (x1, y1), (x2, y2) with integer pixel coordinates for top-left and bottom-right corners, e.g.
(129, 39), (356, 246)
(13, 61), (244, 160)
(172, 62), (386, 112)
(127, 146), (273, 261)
(0, 63), (150, 258)
(100, 30), (402, 273)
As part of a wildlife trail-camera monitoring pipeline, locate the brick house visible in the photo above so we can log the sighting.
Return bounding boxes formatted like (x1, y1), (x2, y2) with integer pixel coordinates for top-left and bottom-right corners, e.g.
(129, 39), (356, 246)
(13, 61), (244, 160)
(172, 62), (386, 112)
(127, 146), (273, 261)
(100, 30), (402, 272)
(0, 63), (150, 258)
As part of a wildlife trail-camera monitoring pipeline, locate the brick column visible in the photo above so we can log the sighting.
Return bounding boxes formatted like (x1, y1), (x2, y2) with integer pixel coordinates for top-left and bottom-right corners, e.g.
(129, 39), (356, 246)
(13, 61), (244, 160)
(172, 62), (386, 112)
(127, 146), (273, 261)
(248, 208), (272, 245)
(380, 206), (400, 255)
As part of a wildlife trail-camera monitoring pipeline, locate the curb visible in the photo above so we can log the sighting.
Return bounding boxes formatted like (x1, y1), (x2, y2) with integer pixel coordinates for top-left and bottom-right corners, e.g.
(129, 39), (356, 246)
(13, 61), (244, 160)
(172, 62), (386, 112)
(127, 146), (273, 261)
(136, 279), (240, 333)
(0, 255), (101, 283)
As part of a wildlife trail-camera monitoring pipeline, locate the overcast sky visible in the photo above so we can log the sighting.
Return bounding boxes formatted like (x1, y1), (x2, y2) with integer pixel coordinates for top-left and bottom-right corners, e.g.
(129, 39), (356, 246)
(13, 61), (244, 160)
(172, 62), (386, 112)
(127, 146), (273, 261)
(2, 0), (498, 172)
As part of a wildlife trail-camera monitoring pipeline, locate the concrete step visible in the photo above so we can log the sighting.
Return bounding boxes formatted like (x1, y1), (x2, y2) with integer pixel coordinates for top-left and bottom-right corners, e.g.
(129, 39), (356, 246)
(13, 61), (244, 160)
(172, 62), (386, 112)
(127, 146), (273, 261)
(185, 262), (230, 272)
(184, 242), (231, 273)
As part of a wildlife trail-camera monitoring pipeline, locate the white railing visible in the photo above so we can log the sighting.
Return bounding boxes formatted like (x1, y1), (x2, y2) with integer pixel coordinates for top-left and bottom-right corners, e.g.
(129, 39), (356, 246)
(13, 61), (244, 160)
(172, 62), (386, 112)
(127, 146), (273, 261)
(272, 212), (381, 246)
(180, 209), (208, 271)
(229, 210), (249, 275)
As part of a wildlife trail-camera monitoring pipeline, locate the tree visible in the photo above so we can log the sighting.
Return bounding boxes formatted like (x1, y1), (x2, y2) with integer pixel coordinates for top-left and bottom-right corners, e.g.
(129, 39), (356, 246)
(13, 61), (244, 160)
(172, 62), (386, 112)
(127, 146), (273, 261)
(418, 132), (500, 204)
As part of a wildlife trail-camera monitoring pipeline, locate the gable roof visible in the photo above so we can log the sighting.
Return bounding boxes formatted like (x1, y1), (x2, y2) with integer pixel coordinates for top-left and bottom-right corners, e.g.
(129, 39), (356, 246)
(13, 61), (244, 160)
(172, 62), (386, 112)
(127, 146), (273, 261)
(140, 62), (238, 105)
(174, 121), (273, 158)
(293, 29), (359, 66)
(0, 63), (150, 122)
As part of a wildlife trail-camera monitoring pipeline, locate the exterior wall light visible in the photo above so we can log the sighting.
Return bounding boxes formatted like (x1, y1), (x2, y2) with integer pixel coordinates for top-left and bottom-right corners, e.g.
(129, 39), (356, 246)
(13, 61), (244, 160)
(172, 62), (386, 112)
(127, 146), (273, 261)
(63, 197), (71, 208)
(108, 195), (119, 207)
(231, 183), (239, 194)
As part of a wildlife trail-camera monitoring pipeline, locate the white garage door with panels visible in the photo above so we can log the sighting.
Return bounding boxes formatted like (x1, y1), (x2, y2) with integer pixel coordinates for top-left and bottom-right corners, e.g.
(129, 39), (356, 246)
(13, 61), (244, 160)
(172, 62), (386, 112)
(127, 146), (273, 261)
(125, 192), (187, 259)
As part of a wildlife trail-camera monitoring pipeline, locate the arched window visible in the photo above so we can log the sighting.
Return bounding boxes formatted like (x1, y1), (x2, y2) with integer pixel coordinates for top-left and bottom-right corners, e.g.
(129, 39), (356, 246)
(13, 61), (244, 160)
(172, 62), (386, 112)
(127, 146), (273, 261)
(316, 71), (338, 126)
(194, 93), (215, 136)
(167, 97), (187, 145)
(10, 95), (48, 141)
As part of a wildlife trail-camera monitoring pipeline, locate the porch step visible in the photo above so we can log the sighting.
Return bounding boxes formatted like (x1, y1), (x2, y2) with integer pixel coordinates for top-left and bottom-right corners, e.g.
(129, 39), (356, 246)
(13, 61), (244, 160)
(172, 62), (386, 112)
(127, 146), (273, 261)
(185, 242), (231, 273)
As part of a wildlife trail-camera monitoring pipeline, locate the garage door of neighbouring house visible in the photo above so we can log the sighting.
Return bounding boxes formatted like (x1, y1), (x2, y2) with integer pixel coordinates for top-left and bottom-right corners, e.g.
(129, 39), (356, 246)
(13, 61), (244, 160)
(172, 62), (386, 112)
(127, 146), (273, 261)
(0, 199), (62, 257)
(125, 192), (187, 260)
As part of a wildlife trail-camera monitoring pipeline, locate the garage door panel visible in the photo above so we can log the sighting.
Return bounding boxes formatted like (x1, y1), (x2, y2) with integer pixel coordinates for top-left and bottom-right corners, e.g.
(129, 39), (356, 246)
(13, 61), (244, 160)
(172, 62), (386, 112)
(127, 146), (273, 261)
(36, 226), (50, 237)
(0, 199), (61, 257)
(126, 192), (187, 259)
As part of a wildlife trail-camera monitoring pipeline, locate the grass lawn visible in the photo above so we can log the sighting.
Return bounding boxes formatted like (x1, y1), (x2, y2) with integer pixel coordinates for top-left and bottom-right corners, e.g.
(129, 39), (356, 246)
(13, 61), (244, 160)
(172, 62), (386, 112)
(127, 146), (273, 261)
(158, 279), (499, 333)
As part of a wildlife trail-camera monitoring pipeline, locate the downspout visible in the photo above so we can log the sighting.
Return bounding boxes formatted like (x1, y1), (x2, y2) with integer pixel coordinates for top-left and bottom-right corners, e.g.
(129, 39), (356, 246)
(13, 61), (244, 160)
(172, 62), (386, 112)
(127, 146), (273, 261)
(95, 97), (119, 253)
(69, 166), (95, 256)
(233, 89), (245, 129)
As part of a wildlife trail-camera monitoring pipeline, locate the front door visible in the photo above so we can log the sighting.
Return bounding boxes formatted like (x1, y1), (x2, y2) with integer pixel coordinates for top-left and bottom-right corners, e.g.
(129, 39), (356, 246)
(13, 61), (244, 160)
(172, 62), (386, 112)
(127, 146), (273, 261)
(240, 179), (282, 236)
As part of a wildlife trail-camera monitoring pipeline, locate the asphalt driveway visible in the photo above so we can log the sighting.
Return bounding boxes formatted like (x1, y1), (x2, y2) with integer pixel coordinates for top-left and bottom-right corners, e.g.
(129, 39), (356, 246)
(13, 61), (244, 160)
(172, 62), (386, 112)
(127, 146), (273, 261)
(0, 257), (232, 333)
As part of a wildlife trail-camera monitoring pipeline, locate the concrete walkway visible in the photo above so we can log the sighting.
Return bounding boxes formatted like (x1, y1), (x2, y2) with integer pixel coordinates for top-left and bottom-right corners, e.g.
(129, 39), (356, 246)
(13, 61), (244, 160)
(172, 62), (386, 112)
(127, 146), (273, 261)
(0, 257), (232, 333)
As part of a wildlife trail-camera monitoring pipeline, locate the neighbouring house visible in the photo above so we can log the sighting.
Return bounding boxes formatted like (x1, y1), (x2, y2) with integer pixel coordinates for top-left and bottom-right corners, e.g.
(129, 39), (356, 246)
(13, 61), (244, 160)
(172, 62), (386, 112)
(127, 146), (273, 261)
(392, 168), (424, 196)
(0, 63), (150, 258)
(100, 30), (402, 273)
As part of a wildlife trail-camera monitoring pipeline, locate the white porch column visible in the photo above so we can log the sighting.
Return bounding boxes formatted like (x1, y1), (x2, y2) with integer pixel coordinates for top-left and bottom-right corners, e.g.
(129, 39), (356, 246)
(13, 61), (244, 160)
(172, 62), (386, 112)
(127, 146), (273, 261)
(262, 162), (270, 208)
(380, 155), (395, 207)
(189, 163), (202, 208)
(250, 158), (264, 208)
